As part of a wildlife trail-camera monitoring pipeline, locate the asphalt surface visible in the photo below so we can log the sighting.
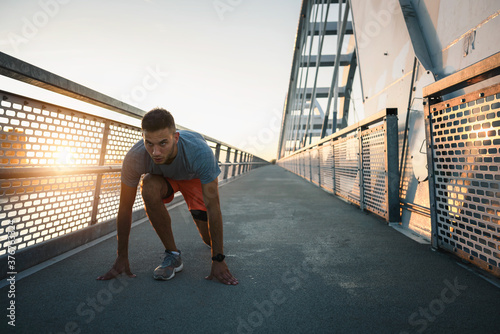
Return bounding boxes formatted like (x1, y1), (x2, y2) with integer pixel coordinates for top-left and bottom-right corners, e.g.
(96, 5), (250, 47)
(1, 165), (500, 334)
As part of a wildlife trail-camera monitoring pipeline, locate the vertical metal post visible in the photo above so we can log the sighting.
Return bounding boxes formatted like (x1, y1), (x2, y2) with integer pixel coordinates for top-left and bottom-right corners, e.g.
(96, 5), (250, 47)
(241, 153), (245, 173)
(424, 101), (439, 248)
(244, 153), (249, 173)
(358, 127), (365, 211)
(223, 148), (231, 180)
(232, 149), (238, 177)
(238, 151), (243, 175)
(318, 147), (322, 188)
(215, 144), (222, 178)
(332, 140), (336, 194)
(385, 109), (400, 224)
(90, 119), (111, 225)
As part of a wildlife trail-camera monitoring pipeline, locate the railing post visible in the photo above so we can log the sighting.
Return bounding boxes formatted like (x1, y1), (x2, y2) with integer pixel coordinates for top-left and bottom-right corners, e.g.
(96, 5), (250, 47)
(223, 147), (231, 180)
(90, 119), (111, 225)
(232, 149), (238, 177)
(358, 127), (365, 211)
(385, 109), (400, 224)
(238, 151), (243, 175)
(214, 143), (221, 163)
(318, 147), (322, 188)
(332, 140), (336, 195)
(424, 101), (438, 248)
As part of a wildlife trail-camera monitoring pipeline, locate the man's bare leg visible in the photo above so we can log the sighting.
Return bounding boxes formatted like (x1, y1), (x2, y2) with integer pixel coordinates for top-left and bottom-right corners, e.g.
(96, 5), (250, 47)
(141, 174), (178, 252)
(194, 218), (211, 247)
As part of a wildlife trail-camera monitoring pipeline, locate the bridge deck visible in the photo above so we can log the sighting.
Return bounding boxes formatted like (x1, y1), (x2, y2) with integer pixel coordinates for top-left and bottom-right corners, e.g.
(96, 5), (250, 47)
(1, 165), (499, 333)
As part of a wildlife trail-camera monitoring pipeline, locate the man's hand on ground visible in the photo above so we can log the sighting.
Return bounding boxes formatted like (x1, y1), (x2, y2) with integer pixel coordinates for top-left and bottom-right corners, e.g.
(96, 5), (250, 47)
(205, 261), (239, 285)
(97, 256), (136, 280)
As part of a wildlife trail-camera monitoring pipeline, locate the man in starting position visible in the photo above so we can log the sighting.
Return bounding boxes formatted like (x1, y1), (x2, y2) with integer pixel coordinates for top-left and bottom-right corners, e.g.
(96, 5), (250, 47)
(97, 108), (238, 285)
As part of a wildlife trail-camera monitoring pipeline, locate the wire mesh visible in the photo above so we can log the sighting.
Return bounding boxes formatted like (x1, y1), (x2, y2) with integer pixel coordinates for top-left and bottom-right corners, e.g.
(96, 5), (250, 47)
(278, 117), (392, 220)
(361, 125), (387, 217)
(334, 134), (360, 205)
(319, 142), (334, 193)
(428, 86), (500, 275)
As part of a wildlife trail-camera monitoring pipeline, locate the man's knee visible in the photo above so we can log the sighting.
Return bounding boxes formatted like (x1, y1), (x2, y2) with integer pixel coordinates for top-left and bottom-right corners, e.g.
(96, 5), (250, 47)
(141, 174), (167, 202)
(190, 210), (207, 222)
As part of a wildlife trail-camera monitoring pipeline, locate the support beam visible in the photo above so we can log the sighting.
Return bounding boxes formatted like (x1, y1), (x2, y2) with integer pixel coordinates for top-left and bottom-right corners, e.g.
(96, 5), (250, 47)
(308, 21), (353, 35)
(298, 86), (346, 99)
(398, 0), (434, 72)
(299, 54), (353, 67)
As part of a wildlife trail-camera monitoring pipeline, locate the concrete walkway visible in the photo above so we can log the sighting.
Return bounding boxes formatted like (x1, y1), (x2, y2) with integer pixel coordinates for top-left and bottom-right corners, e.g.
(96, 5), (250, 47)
(1, 165), (500, 334)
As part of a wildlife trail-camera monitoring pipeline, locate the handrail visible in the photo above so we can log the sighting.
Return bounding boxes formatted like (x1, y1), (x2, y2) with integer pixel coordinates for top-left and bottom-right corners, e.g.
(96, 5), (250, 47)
(423, 51), (500, 99)
(0, 166), (122, 179)
(0, 51), (145, 119)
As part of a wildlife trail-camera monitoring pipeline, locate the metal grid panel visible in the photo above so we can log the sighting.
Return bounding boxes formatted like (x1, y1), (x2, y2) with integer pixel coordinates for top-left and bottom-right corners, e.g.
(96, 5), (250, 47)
(334, 134), (360, 204)
(362, 125), (387, 217)
(310, 148), (320, 185)
(0, 174), (96, 254)
(319, 142), (334, 193)
(291, 155), (299, 175)
(0, 92), (144, 256)
(299, 154), (304, 177)
(294, 153), (300, 177)
(278, 110), (397, 222)
(0, 95), (105, 167)
(307, 150), (312, 181)
(429, 87), (500, 275)
(95, 172), (144, 224)
(106, 123), (142, 165)
(300, 153), (306, 178)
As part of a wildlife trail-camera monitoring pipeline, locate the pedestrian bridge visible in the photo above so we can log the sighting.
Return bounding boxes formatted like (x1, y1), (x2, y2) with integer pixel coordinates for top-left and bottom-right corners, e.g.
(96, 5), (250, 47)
(1, 165), (500, 333)
(1, 51), (500, 333)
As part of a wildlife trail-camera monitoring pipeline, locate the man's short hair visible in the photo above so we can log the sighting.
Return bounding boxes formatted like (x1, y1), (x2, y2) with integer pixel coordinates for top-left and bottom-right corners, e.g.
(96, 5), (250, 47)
(141, 108), (176, 132)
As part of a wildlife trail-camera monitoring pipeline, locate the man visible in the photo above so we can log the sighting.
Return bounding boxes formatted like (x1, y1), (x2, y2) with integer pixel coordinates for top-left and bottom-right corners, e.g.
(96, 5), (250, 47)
(97, 108), (238, 285)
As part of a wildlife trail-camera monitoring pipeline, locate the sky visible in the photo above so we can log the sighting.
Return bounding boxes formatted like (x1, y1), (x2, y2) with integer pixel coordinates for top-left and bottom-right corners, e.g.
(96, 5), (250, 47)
(0, 0), (303, 161)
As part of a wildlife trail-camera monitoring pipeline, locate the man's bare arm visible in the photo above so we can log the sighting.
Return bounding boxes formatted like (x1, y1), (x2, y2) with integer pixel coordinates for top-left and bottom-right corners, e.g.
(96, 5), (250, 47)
(202, 178), (238, 285)
(97, 182), (138, 280)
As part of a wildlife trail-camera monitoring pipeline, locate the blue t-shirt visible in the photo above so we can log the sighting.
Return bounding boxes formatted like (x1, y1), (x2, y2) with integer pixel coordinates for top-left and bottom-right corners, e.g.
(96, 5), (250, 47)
(121, 130), (221, 187)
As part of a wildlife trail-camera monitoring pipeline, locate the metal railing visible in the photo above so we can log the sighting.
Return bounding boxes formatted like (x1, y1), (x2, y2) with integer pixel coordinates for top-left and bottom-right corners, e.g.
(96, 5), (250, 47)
(277, 108), (400, 223)
(423, 52), (500, 278)
(0, 52), (267, 277)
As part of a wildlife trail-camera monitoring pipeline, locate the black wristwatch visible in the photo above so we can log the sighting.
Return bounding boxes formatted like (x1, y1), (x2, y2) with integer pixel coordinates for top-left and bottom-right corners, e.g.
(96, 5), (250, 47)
(211, 253), (225, 262)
